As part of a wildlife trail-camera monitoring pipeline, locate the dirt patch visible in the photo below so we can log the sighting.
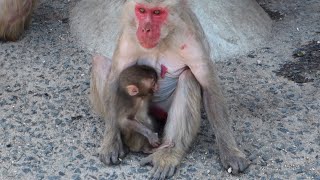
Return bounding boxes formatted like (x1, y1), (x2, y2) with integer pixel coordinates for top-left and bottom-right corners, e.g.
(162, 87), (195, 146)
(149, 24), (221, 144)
(275, 41), (320, 83)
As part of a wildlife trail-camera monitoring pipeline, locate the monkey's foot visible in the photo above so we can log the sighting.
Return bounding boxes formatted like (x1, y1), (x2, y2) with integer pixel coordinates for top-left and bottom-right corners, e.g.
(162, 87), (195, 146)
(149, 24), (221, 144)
(99, 137), (127, 165)
(219, 147), (251, 174)
(140, 147), (182, 180)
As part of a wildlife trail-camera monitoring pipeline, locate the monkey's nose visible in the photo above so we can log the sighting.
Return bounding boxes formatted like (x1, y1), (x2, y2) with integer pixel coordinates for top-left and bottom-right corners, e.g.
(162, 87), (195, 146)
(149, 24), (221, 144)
(142, 28), (151, 33)
(141, 23), (152, 33)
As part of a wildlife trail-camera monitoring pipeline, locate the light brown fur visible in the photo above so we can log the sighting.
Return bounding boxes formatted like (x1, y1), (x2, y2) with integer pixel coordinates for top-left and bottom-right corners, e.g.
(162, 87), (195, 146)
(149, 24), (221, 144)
(0, 0), (37, 41)
(90, 0), (250, 178)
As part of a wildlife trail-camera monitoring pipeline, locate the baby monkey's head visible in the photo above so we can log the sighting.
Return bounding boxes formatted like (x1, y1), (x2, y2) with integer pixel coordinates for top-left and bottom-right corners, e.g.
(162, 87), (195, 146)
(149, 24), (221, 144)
(119, 65), (159, 97)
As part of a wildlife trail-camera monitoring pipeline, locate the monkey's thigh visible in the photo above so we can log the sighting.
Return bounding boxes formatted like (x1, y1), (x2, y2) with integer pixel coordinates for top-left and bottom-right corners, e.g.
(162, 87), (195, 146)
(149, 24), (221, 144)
(164, 69), (201, 150)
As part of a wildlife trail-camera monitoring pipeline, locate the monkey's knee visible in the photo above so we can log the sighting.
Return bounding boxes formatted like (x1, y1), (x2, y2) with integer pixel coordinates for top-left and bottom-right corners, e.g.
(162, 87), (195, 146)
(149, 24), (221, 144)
(178, 69), (201, 93)
(179, 69), (194, 81)
(92, 55), (111, 72)
(93, 55), (110, 67)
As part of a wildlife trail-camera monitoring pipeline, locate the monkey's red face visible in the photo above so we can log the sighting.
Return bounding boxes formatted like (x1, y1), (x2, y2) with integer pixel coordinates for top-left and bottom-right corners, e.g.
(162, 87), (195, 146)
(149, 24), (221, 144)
(135, 4), (168, 49)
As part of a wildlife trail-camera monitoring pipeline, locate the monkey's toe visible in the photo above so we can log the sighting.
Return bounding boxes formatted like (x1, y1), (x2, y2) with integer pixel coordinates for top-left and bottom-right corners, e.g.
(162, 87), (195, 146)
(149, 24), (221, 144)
(222, 155), (251, 174)
(151, 165), (176, 180)
(161, 166), (176, 180)
(99, 152), (120, 165)
(140, 150), (179, 180)
(99, 142), (126, 165)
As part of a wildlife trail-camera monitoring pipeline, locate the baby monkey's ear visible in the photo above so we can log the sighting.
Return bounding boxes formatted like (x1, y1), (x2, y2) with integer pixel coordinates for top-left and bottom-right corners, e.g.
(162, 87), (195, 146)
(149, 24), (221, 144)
(126, 85), (139, 96)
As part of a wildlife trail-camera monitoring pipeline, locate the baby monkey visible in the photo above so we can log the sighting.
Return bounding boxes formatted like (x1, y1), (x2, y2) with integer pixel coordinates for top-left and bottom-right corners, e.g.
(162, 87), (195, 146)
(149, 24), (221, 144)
(117, 64), (160, 153)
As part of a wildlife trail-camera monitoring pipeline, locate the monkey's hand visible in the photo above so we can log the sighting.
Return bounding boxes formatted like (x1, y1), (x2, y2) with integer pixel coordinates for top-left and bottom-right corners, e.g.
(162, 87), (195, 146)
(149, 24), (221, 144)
(99, 133), (127, 165)
(148, 133), (160, 147)
(140, 146), (182, 180)
(219, 146), (250, 174)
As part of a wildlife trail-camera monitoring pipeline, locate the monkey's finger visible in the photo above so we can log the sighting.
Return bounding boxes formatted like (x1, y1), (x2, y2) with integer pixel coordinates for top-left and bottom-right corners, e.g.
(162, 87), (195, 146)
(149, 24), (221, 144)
(151, 166), (162, 180)
(167, 166), (176, 178)
(150, 163), (159, 175)
(155, 141), (161, 147)
(231, 166), (239, 174)
(160, 166), (169, 180)
(152, 142), (160, 148)
(99, 153), (111, 165)
(228, 158), (240, 174)
(111, 151), (120, 164)
(227, 157), (241, 174)
(238, 159), (251, 173)
(230, 158), (250, 174)
(119, 145), (128, 158)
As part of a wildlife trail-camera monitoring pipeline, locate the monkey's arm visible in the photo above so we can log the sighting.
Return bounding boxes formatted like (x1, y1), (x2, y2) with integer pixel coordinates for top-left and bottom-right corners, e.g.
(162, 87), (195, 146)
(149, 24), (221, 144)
(98, 35), (140, 165)
(98, 63), (126, 165)
(122, 119), (160, 147)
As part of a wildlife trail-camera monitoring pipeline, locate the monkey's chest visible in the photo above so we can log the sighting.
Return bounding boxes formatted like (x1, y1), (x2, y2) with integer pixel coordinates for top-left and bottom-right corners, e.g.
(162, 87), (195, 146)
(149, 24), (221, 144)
(137, 51), (188, 107)
(137, 54), (187, 76)
(152, 67), (184, 103)
(137, 56), (188, 109)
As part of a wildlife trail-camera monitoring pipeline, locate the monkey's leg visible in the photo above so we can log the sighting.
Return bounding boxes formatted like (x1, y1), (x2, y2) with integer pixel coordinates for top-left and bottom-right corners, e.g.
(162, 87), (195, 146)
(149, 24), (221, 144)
(123, 119), (160, 147)
(90, 55), (126, 164)
(202, 76), (250, 174)
(141, 70), (201, 179)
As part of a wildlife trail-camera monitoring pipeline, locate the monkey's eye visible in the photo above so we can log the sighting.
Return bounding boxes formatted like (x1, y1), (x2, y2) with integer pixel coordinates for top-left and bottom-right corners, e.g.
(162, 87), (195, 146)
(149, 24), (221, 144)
(139, 8), (146, 13)
(154, 10), (161, 15)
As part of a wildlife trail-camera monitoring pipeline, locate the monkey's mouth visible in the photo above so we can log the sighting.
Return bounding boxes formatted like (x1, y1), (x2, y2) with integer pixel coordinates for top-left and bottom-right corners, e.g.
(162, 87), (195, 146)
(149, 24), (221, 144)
(136, 29), (160, 49)
(139, 41), (158, 49)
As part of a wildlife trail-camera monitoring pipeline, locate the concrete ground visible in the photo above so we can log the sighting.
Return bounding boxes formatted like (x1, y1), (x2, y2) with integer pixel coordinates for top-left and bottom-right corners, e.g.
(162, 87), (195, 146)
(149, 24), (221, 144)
(0, 0), (319, 179)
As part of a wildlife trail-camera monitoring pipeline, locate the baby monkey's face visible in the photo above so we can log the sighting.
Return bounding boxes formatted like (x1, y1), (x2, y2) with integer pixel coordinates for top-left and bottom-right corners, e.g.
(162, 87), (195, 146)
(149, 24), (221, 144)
(142, 78), (159, 95)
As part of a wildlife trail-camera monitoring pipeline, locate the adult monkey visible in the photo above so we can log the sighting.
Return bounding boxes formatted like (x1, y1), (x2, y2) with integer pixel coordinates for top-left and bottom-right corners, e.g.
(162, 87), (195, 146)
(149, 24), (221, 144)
(90, 0), (250, 178)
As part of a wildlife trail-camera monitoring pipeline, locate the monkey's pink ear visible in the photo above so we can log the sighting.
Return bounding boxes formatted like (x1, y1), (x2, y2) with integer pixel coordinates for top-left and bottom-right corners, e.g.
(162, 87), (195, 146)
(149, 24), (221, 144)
(126, 85), (139, 96)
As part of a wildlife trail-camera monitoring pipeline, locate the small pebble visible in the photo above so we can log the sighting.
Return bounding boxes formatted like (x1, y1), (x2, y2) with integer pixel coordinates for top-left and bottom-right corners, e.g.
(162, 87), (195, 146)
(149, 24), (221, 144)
(275, 158), (283, 163)
(48, 176), (61, 180)
(76, 154), (85, 160)
(87, 166), (98, 172)
(278, 128), (289, 133)
(55, 119), (62, 125)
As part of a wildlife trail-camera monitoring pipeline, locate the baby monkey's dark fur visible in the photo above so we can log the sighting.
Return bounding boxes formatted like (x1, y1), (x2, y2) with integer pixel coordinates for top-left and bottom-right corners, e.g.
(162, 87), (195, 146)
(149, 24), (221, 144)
(117, 65), (160, 153)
